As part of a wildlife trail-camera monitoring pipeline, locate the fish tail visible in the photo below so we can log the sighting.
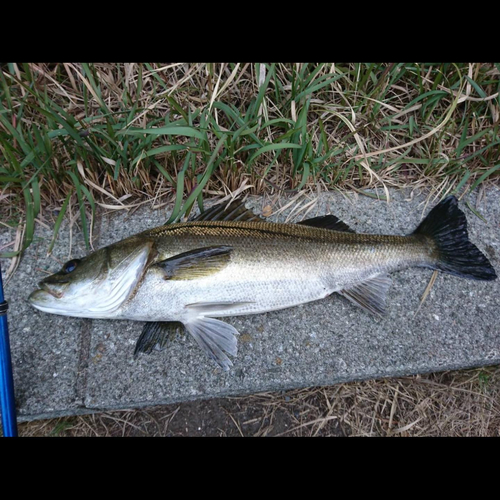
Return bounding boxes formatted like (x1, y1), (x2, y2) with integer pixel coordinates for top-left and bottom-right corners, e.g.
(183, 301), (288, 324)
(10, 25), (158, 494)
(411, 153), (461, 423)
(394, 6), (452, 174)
(413, 195), (497, 281)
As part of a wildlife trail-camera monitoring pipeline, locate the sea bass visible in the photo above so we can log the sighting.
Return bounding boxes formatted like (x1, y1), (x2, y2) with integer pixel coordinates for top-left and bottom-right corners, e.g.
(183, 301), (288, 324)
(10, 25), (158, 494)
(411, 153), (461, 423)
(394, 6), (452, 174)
(28, 196), (497, 370)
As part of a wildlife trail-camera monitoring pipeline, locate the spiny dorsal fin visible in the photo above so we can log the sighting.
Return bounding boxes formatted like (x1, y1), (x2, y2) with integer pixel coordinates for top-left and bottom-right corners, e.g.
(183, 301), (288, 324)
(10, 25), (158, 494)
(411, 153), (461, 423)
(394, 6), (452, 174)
(190, 199), (264, 222)
(154, 246), (232, 280)
(337, 275), (392, 318)
(134, 321), (184, 357)
(298, 215), (354, 233)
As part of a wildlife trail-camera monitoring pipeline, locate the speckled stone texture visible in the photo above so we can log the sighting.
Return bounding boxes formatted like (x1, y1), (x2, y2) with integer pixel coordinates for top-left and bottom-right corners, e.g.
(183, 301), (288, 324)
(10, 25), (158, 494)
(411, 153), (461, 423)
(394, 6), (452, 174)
(2, 188), (499, 421)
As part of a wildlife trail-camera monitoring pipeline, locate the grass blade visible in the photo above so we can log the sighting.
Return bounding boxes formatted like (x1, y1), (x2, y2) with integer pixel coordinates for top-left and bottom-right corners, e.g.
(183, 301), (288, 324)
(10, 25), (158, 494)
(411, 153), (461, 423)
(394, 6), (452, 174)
(117, 126), (206, 142)
(47, 192), (72, 255)
(247, 142), (302, 167)
(178, 135), (228, 218)
(67, 171), (91, 249)
(469, 164), (500, 191)
(166, 154), (191, 224)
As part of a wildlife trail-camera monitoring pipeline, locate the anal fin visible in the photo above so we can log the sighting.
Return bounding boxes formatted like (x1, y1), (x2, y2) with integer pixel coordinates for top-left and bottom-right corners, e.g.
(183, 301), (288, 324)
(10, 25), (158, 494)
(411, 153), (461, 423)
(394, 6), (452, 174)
(337, 275), (392, 318)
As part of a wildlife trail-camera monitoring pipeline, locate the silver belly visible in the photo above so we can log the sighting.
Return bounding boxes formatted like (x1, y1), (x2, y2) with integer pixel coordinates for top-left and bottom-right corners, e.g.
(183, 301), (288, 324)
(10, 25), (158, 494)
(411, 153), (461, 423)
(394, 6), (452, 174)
(117, 261), (333, 322)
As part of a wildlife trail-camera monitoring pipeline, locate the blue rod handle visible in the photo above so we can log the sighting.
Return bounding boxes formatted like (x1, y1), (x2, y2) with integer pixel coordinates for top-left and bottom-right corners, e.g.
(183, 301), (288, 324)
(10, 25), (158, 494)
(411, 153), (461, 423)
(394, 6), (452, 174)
(0, 264), (17, 437)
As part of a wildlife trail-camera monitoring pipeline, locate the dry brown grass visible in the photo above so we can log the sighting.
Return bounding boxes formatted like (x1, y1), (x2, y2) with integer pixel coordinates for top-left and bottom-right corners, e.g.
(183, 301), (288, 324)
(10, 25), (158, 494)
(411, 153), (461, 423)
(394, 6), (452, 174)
(18, 366), (500, 437)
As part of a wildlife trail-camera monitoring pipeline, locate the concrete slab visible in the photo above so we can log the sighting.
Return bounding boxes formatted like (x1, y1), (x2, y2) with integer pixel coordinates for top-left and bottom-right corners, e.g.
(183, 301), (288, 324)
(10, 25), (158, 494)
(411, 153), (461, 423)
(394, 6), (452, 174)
(2, 188), (499, 421)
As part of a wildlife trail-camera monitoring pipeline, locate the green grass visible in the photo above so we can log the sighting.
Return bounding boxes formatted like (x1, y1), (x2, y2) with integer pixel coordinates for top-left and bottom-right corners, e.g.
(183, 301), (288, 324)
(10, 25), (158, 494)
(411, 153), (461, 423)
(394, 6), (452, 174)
(1, 63), (499, 255)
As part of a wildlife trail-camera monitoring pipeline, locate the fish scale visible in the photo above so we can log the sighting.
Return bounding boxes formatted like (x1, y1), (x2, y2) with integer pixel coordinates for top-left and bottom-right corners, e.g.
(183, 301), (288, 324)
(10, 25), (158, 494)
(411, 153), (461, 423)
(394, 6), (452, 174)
(119, 222), (423, 321)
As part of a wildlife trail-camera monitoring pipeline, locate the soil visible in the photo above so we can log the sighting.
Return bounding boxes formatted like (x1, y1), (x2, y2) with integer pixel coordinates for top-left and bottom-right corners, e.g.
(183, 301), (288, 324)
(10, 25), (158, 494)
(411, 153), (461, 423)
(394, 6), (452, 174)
(16, 366), (500, 437)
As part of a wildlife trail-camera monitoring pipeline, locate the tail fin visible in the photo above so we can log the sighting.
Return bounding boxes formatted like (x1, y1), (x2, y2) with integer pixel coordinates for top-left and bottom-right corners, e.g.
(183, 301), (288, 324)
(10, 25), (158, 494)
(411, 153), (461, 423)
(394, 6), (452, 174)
(413, 196), (496, 281)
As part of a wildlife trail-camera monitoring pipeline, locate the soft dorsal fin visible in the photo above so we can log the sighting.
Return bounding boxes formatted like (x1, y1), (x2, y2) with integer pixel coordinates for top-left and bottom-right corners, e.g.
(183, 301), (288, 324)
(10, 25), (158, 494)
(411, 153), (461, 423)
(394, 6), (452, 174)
(337, 275), (392, 318)
(298, 214), (354, 233)
(154, 246), (232, 280)
(190, 199), (264, 222)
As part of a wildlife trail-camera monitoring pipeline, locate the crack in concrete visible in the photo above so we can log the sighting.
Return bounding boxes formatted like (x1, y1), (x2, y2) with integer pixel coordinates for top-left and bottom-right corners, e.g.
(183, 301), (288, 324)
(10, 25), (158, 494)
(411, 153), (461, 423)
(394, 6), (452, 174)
(75, 318), (93, 409)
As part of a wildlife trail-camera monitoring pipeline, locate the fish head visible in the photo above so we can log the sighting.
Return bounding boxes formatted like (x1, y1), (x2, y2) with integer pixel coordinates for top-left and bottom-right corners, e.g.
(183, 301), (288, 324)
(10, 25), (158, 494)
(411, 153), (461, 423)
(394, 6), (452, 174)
(28, 240), (153, 318)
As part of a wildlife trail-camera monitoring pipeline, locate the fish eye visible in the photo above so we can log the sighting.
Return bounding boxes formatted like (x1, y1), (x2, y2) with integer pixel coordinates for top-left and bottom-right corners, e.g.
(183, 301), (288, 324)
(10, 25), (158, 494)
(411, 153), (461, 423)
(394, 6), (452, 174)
(63, 259), (81, 274)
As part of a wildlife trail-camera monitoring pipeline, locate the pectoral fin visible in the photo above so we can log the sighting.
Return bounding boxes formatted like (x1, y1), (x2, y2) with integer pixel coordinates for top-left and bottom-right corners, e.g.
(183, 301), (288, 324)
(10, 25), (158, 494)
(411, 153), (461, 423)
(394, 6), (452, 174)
(184, 317), (240, 371)
(185, 301), (254, 315)
(338, 275), (392, 318)
(154, 246), (232, 280)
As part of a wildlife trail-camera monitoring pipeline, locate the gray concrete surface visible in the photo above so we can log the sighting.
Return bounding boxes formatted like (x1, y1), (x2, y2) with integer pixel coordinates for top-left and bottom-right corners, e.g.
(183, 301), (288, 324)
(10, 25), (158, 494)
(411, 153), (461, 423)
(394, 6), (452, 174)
(1, 188), (499, 422)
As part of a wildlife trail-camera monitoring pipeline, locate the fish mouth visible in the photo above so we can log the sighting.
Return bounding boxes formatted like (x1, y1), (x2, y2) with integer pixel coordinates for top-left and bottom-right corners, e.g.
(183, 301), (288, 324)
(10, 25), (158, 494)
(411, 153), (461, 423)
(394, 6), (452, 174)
(28, 283), (63, 305)
(38, 282), (63, 299)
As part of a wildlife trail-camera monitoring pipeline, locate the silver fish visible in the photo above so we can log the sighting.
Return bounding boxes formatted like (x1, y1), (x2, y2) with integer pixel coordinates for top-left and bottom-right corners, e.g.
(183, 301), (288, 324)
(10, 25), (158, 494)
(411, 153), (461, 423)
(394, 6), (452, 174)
(28, 196), (497, 370)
